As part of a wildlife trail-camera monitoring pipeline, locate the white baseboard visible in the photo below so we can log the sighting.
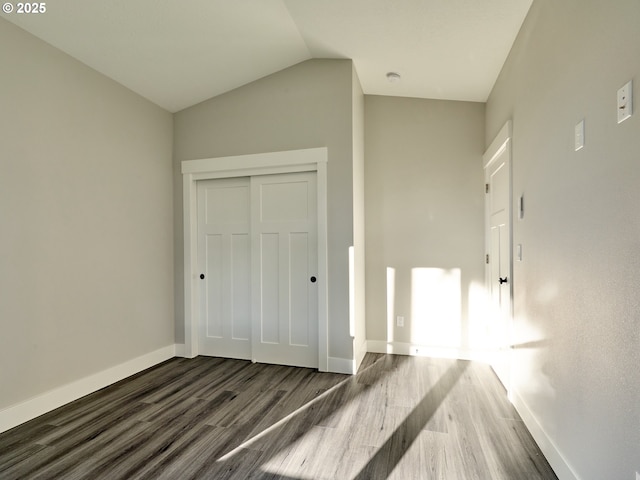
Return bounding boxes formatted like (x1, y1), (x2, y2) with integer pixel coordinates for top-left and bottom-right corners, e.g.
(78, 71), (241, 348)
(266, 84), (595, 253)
(366, 340), (496, 363)
(354, 338), (367, 373)
(0, 344), (177, 434)
(328, 356), (356, 375)
(511, 388), (579, 480)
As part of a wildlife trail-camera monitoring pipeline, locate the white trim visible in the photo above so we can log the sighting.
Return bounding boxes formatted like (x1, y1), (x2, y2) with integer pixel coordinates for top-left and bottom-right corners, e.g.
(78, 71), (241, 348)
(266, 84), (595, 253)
(0, 345), (176, 434)
(483, 120), (512, 169)
(354, 337), (367, 373)
(328, 357), (356, 375)
(174, 343), (186, 357)
(367, 340), (498, 363)
(316, 160), (329, 372)
(181, 149), (324, 176)
(183, 173), (198, 359)
(511, 388), (579, 480)
(182, 148), (329, 371)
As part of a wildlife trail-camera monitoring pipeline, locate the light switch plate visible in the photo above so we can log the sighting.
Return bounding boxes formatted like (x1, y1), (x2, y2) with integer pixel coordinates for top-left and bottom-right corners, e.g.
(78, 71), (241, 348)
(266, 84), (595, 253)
(617, 80), (632, 123)
(518, 194), (524, 219)
(574, 119), (585, 151)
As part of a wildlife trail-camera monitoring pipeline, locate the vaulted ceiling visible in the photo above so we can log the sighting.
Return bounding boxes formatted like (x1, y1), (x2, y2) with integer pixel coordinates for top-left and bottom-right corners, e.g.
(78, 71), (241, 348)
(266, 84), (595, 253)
(2, 0), (533, 112)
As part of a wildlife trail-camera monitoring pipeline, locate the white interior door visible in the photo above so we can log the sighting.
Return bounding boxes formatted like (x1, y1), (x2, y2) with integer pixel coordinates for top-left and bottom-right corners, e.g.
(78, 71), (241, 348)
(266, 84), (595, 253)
(251, 172), (318, 368)
(197, 178), (251, 359)
(485, 132), (512, 389)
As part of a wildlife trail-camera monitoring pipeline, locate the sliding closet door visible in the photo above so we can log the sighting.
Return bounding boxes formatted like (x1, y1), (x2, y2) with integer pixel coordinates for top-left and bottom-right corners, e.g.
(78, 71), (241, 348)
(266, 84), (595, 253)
(251, 172), (318, 368)
(197, 172), (319, 368)
(197, 178), (251, 360)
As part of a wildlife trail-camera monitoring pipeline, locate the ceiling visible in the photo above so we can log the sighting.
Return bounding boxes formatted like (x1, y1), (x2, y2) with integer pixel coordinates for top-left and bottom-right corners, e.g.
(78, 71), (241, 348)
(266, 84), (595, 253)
(1, 0), (533, 112)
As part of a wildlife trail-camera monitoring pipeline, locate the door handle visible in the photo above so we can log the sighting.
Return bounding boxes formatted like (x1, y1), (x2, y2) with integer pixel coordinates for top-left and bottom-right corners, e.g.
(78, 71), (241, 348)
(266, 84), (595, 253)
(310, 276), (317, 283)
(200, 274), (205, 280)
(499, 276), (508, 284)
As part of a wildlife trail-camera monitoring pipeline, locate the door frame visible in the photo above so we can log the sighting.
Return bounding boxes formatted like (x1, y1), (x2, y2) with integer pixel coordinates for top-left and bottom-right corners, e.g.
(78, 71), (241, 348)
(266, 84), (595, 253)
(181, 147), (329, 371)
(483, 121), (513, 389)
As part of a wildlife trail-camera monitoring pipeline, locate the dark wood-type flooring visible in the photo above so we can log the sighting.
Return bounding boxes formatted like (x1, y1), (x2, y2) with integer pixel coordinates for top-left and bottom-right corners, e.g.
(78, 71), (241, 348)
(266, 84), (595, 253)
(0, 354), (558, 479)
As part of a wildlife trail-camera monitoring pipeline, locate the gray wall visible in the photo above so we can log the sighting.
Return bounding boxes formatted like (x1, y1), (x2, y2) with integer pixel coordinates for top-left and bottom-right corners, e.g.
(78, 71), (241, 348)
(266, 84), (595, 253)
(173, 59), (356, 362)
(0, 19), (174, 409)
(364, 96), (485, 353)
(486, 0), (640, 478)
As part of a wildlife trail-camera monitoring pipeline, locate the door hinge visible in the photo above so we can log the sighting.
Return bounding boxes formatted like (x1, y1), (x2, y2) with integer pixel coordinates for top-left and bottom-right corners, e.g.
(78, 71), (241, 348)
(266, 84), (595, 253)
(486, 254), (490, 264)
(485, 183), (490, 194)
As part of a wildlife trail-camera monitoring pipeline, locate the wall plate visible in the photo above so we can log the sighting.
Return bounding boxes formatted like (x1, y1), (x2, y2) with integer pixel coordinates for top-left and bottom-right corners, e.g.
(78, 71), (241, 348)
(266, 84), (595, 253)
(617, 80), (633, 124)
(574, 119), (585, 151)
(518, 194), (524, 219)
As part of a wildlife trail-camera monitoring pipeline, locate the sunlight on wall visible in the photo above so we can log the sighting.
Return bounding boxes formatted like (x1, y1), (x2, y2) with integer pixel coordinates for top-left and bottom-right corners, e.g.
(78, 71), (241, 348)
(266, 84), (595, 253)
(386, 267), (396, 343)
(468, 278), (515, 388)
(468, 280), (499, 349)
(410, 268), (461, 347)
(510, 279), (559, 403)
(349, 246), (355, 338)
(381, 267), (539, 366)
(466, 278), (559, 399)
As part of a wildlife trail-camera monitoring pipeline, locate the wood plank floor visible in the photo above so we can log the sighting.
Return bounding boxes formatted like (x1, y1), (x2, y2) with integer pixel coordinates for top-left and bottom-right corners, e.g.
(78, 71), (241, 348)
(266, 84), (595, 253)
(0, 354), (558, 479)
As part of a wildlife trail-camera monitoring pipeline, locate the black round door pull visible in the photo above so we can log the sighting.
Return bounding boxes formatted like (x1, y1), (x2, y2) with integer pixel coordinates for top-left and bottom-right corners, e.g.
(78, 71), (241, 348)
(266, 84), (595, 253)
(310, 276), (317, 283)
(200, 274), (205, 280)
(499, 276), (508, 284)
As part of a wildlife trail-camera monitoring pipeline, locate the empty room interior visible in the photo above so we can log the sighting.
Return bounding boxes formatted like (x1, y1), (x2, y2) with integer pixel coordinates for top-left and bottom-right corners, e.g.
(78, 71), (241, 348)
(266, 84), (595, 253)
(1, 1), (639, 479)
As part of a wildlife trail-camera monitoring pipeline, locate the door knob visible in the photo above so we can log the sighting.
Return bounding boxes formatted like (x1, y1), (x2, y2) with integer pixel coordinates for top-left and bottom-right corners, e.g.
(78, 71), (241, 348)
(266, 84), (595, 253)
(499, 276), (508, 284)
(310, 276), (317, 283)
(200, 274), (205, 280)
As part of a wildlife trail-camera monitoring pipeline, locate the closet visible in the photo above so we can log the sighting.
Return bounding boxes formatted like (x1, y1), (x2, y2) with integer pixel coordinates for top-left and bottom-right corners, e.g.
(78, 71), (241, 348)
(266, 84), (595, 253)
(196, 171), (318, 368)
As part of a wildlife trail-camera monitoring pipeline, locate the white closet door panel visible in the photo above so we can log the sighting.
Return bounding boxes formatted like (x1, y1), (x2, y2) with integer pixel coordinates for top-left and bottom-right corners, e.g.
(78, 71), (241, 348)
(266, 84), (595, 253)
(252, 172), (318, 368)
(197, 178), (251, 360)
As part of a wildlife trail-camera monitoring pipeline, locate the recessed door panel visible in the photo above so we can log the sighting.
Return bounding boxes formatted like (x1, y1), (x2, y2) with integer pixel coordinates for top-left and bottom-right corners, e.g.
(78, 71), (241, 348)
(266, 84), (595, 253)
(259, 232), (280, 344)
(289, 232), (310, 346)
(206, 185), (250, 225)
(204, 233), (224, 338)
(260, 181), (309, 222)
(231, 233), (250, 340)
